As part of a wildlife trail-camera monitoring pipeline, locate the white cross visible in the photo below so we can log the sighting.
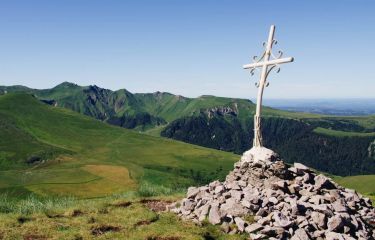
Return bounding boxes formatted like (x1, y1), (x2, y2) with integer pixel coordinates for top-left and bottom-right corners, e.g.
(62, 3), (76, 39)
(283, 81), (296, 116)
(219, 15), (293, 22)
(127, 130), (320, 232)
(243, 25), (294, 148)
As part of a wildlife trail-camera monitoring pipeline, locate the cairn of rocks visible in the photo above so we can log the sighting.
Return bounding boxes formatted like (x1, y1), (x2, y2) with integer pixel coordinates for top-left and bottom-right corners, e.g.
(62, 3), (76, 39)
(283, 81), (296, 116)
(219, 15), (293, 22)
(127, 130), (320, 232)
(169, 147), (375, 240)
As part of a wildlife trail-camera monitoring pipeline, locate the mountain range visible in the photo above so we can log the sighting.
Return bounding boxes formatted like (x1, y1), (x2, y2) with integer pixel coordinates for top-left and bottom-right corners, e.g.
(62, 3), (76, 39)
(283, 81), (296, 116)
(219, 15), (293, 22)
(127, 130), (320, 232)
(1, 82), (375, 176)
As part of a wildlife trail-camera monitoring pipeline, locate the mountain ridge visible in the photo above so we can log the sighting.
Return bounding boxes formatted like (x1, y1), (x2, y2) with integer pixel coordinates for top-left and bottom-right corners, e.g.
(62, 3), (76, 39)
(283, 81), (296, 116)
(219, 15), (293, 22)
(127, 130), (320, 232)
(1, 82), (374, 176)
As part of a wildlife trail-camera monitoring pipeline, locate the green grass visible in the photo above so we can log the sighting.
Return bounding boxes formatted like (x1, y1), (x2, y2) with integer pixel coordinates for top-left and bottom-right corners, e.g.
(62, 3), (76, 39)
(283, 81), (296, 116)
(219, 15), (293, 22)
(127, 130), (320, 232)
(313, 127), (375, 137)
(0, 192), (248, 240)
(334, 175), (375, 202)
(0, 93), (238, 199)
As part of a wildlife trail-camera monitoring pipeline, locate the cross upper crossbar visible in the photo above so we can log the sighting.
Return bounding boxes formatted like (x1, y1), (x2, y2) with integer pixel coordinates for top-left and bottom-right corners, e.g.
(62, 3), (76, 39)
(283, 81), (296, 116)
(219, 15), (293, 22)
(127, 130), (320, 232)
(243, 56), (294, 69)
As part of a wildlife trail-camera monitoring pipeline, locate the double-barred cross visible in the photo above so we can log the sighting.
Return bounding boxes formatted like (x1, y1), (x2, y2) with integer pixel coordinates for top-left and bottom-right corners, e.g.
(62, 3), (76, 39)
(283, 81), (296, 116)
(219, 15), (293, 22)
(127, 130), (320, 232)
(243, 25), (294, 148)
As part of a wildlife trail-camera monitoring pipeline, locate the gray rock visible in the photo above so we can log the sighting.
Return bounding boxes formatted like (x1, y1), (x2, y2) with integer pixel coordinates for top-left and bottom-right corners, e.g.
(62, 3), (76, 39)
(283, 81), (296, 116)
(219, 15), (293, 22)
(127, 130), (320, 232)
(289, 183), (301, 194)
(294, 162), (310, 174)
(249, 233), (267, 240)
(214, 185), (224, 195)
(325, 232), (346, 240)
(311, 211), (326, 229)
(234, 217), (246, 232)
(332, 200), (347, 212)
(183, 199), (196, 211)
(241, 199), (251, 208)
(208, 205), (221, 225)
(198, 204), (210, 222)
(327, 215), (344, 232)
(226, 181), (240, 190)
(220, 222), (230, 233)
(256, 208), (268, 217)
(238, 180), (247, 187)
(269, 196), (278, 205)
(187, 187), (200, 199)
(230, 190), (242, 202)
(291, 228), (311, 240)
(274, 212), (294, 228)
(314, 174), (336, 190)
(272, 180), (287, 191)
(258, 213), (272, 225)
(309, 195), (324, 205)
(245, 223), (263, 233)
(220, 198), (247, 217)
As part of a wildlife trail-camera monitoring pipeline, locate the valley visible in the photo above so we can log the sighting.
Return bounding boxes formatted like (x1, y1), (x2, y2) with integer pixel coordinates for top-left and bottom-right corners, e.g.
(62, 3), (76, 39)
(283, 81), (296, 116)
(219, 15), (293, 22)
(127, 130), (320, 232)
(1, 82), (374, 177)
(0, 86), (374, 239)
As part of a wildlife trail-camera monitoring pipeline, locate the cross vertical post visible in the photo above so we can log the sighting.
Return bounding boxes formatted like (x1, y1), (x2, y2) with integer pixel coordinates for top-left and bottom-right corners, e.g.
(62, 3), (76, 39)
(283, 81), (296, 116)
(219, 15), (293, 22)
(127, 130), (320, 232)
(243, 25), (294, 148)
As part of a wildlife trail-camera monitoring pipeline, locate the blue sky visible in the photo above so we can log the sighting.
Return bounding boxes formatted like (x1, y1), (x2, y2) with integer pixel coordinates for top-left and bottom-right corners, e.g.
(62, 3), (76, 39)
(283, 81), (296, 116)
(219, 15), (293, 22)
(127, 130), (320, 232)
(0, 0), (374, 99)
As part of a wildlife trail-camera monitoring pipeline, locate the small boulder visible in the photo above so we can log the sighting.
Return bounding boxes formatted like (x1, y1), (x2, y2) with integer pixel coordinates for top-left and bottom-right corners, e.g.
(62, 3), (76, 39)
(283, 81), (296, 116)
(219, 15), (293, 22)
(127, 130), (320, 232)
(327, 215), (344, 232)
(274, 212), (294, 228)
(187, 187), (200, 199)
(294, 163), (310, 175)
(208, 205), (221, 225)
(291, 228), (311, 240)
(234, 217), (246, 232)
(245, 223), (263, 233)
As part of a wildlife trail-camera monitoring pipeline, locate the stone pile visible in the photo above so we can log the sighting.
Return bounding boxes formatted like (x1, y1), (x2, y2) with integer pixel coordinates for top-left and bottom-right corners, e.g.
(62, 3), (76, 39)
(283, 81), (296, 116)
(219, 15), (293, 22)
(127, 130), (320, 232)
(168, 147), (375, 239)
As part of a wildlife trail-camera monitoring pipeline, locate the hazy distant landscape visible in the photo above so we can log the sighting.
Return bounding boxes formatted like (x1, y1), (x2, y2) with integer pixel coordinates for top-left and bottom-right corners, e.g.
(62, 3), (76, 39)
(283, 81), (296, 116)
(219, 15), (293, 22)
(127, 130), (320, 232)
(262, 99), (375, 116)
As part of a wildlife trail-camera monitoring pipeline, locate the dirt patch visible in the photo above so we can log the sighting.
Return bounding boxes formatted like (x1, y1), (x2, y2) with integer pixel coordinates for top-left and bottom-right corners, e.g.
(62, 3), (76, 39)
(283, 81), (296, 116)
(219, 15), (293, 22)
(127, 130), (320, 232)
(111, 201), (132, 208)
(23, 234), (47, 240)
(135, 220), (152, 226)
(140, 199), (172, 212)
(146, 236), (181, 240)
(64, 209), (83, 217)
(91, 225), (120, 236)
(134, 215), (159, 227)
(45, 212), (63, 218)
(17, 216), (33, 224)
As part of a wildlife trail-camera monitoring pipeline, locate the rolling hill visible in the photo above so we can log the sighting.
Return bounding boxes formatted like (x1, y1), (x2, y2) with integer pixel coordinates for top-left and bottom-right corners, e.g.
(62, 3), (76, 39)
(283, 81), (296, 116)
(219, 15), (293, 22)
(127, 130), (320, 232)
(0, 92), (374, 239)
(1, 82), (374, 176)
(0, 93), (238, 199)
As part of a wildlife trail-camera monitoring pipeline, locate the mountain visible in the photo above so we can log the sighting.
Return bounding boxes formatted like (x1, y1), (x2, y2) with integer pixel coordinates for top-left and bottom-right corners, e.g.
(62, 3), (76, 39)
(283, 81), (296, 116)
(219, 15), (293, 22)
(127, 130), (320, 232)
(0, 92), (373, 239)
(1, 83), (375, 176)
(0, 93), (238, 198)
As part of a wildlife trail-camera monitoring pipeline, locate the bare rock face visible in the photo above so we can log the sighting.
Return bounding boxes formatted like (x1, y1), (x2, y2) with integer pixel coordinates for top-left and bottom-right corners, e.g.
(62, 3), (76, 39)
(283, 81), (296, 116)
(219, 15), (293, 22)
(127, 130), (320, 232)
(169, 146), (375, 239)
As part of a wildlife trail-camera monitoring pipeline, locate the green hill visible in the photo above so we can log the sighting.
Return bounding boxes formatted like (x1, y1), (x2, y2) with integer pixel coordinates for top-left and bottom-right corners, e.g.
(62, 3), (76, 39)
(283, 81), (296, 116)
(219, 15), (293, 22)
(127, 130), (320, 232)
(0, 93), (238, 199)
(1, 83), (374, 176)
(0, 92), (373, 239)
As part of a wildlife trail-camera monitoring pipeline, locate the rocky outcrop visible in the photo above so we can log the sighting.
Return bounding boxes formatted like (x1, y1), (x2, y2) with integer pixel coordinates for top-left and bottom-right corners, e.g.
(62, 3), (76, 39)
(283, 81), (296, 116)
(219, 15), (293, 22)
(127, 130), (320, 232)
(169, 147), (375, 239)
(205, 106), (238, 118)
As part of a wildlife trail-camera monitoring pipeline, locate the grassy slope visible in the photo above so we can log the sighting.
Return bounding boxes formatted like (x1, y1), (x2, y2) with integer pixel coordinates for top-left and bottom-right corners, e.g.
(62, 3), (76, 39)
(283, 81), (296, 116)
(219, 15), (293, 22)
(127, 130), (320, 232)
(0, 93), (374, 239)
(0, 93), (238, 198)
(334, 175), (375, 202)
(314, 127), (375, 137)
(3, 83), (375, 136)
(0, 193), (248, 240)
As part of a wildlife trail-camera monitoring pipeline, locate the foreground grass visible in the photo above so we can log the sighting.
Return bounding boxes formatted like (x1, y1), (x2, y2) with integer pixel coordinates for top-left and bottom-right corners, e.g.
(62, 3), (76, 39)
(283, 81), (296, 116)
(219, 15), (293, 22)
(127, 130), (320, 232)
(0, 192), (247, 240)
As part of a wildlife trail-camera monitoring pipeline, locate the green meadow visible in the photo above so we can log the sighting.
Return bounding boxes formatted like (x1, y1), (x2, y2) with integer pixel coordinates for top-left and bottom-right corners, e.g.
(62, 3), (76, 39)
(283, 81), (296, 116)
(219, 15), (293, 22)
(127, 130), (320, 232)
(0, 93), (238, 199)
(0, 93), (374, 239)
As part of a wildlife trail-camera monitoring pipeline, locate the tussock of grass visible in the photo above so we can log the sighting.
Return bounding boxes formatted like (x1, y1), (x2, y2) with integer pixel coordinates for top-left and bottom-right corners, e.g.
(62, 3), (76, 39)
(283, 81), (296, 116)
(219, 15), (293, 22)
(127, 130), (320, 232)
(0, 193), (76, 215)
(137, 182), (185, 197)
